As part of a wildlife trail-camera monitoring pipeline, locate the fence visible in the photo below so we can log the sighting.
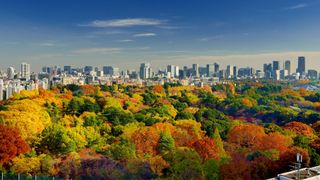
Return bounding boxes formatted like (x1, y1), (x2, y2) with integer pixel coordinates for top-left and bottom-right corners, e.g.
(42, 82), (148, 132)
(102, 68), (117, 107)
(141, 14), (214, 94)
(1, 172), (64, 180)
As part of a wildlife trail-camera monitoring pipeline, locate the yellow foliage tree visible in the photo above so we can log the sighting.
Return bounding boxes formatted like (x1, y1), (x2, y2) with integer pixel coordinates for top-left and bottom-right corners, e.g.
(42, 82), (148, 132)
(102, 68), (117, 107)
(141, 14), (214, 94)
(0, 99), (51, 143)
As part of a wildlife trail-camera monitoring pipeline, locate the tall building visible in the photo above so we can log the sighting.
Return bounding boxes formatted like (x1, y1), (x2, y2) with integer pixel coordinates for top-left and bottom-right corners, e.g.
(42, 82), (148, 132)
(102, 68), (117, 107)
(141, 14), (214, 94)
(284, 60), (291, 75)
(140, 63), (152, 79)
(21, 62), (30, 80)
(297, 56), (306, 75)
(214, 63), (219, 73)
(174, 66), (180, 78)
(206, 64), (214, 77)
(192, 64), (199, 77)
(0, 79), (3, 101)
(64, 66), (72, 74)
(7, 67), (15, 79)
(167, 65), (175, 78)
(233, 66), (237, 79)
(263, 63), (273, 79)
(273, 61), (280, 71)
(226, 65), (234, 79)
(84, 66), (93, 74)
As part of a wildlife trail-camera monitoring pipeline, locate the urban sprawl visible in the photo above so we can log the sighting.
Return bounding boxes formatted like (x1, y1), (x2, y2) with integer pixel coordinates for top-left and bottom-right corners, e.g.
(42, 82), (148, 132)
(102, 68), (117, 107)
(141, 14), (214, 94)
(0, 56), (316, 101)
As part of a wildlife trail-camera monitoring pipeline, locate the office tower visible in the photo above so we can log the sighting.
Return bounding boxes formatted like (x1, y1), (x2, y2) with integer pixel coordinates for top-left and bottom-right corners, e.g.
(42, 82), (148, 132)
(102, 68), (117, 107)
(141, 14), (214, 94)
(273, 61), (280, 71)
(0, 79), (3, 101)
(280, 70), (288, 80)
(214, 63), (219, 73)
(192, 64), (199, 77)
(233, 66), (237, 79)
(284, 60), (291, 75)
(238, 67), (254, 77)
(84, 66), (93, 74)
(308, 70), (318, 80)
(21, 62), (31, 80)
(64, 66), (72, 74)
(7, 67), (15, 79)
(167, 65), (175, 78)
(263, 63), (273, 79)
(113, 67), (120, 77)
(174, 66), (179, 77)
(226, 65), (234, 79)
(140, 63), (152, 79)
(103, 66), (115, 76)
(297, 56), (306, 74)
(274, 70), (281, 80)
(206, 64), (214, 77)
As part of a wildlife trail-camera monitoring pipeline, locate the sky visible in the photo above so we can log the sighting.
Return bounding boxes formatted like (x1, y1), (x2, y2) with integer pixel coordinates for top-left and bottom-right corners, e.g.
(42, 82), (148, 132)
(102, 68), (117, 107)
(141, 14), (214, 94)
(0, 0), (320, 72)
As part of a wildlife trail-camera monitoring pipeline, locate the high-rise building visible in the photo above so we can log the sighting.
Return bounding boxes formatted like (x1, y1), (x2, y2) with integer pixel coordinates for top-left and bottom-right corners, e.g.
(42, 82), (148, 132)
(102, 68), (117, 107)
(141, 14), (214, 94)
(233, 66), (238, 79)
(21, 62), (30, 80)
(206, 64), (214, 77)
(214, 63), (219, 73)
(7, 67), (15, 79)
(192, 64), (199, 77)
(174, 66), (180, 77)
(284, 60), (291, 75)
(297, 56), (306, 75)
(308, 69), (318, 80)
(140, 63), (152, 79)
(84, 66), (93, 74)
(226, 65), (234, 79)
(64, 66), (72, 74)
(0, 79), (3, 101)
(167, 65), (175, 78)
(273, 61), (280, 71)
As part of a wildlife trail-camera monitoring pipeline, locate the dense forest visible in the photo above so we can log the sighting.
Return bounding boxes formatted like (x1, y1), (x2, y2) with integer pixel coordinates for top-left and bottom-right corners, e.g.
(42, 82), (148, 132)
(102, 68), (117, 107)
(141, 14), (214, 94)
(1, 81), (320, 179)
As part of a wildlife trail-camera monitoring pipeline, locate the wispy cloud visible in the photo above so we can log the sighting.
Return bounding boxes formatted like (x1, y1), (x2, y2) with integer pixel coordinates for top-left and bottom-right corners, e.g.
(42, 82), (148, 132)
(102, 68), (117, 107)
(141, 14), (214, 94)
(199, 35), (224, 42)
(73, 48), (122, 54)
(285, 3), (308, 10)
(115, 39), (134, 42)
(40, 42), (55, 47)
(133, 33), (157, 37)
(82, 18), (164, 28)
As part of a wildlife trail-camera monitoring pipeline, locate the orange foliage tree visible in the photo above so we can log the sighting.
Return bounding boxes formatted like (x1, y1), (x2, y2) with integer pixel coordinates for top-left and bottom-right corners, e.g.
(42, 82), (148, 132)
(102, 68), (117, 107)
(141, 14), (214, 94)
(283, 121), (315, 138)
(0, 125), (30, 165)
(190, 138), (220, 161)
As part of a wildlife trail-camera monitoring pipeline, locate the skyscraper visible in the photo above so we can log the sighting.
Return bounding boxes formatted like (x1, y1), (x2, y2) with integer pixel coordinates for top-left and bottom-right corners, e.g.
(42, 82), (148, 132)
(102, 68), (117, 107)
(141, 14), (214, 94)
(284, 60), (291, 75)
(21, 62), (30, 80)
(192, 64), (199, 77)
(140, 63), (152, 79)
(297, 56), (306, 75)
(272, 61), (280, 71)
(0, 79), (3, 101)
(226, 65), (234, 79)
(206, 64), (214, 77)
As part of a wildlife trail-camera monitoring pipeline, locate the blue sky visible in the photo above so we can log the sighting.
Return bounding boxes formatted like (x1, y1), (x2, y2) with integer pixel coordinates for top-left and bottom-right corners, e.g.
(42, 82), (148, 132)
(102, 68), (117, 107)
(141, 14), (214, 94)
(0, 0), (320, 71)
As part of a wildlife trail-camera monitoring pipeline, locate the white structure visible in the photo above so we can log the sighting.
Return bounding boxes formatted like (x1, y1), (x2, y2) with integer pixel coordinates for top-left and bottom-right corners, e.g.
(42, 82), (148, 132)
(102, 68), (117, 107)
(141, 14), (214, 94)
(140, 63), (152, 79)
(0, 79), (3, 101)
(7, 67), (15, 79)
(21, 62), (31, 80)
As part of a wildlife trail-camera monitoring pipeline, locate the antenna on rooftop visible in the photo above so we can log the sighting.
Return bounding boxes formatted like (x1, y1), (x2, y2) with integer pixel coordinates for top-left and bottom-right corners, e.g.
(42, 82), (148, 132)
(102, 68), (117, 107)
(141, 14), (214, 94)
(296, 153), (303, 180)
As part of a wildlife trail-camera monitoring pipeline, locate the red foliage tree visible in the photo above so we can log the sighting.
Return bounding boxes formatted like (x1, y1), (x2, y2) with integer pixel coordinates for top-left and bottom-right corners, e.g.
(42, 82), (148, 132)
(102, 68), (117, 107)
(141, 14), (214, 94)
(0, 125), (30, 164)
(220, 153), (251, 180)
(190, 138), (220, 161)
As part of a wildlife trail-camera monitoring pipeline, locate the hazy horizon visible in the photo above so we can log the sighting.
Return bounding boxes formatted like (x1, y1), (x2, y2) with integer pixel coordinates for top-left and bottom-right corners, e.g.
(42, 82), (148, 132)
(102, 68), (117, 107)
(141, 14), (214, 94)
(0, 0), (320, 71)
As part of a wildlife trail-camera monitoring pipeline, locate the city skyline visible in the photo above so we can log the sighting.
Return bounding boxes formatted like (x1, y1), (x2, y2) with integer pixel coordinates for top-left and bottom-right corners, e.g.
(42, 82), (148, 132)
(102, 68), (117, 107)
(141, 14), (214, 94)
(0, 0), (320, 70)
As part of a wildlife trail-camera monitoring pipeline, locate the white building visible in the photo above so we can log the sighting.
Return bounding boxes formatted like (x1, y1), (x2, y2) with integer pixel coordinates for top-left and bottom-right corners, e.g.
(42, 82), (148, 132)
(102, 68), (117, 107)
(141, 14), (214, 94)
(21, 62), (31, 80)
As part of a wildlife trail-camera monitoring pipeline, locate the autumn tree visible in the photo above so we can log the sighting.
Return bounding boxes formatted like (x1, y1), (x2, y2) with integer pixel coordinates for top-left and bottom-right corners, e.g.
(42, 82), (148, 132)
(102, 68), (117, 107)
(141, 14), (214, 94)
(283, 121), (315, 138)
(0, 125), (30, 165)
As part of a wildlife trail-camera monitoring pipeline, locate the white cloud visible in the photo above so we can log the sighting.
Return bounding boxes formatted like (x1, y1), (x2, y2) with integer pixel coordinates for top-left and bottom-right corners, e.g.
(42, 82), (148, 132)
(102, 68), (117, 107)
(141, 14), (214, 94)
(199, 35), (223, 42)
(73, 48), (122, 54)
(83, 18), (164, 28)
(115, 39), (134, 42)
(40, 43), (55, 47)
(133, 33), (157, 37)
(286, 3), (308, 10)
